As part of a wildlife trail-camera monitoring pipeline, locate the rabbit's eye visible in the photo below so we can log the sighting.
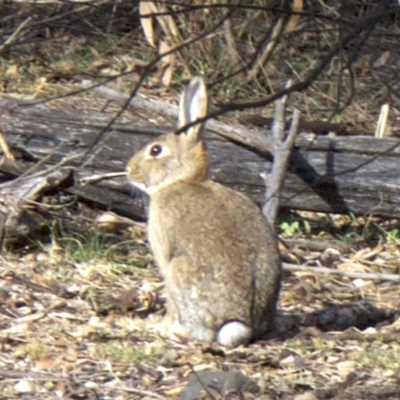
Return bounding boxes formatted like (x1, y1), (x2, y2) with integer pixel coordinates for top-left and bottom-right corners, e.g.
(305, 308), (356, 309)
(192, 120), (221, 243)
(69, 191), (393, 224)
(150, 144), (162, 157)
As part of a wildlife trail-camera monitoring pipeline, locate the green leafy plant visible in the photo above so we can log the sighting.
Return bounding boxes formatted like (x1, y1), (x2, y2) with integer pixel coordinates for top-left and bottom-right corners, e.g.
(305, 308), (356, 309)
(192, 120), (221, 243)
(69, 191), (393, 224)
(280, 220), (301, 237)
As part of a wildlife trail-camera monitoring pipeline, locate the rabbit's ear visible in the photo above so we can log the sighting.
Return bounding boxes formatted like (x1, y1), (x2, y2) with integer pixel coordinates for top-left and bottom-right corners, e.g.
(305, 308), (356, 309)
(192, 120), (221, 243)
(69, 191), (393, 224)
(178, 76), (208, 144)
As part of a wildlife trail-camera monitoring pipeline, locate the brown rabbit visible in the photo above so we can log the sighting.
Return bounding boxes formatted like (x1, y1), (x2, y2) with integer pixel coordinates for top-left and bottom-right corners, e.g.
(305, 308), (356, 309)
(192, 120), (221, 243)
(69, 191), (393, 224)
(127, 77), (281, 347)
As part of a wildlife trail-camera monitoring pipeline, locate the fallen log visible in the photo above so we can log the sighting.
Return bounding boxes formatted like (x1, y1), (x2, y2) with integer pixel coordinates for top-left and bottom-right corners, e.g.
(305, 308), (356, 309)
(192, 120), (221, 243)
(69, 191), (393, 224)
(0, 160), (72, 247)
(1, 95), (400, 228)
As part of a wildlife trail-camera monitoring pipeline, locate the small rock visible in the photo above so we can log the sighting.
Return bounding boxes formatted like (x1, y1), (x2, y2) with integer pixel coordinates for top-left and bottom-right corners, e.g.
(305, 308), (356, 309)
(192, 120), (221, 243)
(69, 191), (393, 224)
(180, 370), (259, 400)
(14, 379), (34, 393)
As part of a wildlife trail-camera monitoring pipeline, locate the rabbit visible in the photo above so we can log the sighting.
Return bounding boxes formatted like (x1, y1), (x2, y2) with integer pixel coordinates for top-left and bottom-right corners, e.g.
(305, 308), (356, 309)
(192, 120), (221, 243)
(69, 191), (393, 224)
(126, 76), (281, 347)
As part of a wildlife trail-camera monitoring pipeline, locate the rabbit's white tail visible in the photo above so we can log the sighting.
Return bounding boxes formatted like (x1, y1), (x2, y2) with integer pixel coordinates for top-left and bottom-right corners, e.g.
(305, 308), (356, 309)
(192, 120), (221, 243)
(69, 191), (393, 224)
(217, 322), (252, 348)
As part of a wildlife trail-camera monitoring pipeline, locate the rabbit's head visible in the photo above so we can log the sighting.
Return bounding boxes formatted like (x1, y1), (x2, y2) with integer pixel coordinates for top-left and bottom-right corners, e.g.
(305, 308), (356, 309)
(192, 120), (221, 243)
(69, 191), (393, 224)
(127, 77), (209, 195)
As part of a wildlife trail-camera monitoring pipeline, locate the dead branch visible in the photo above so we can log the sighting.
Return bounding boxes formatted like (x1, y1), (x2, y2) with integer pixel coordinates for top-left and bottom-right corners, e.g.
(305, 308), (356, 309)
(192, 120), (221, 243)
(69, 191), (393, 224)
(93, 85), (274, 153)
(0, 17), (31, 55)
(113, 386), (167, 400)
(222, 0), (241, 69)
(147, 1), (192, 79)
(283, 263), (400, 282)
(246, 13), (287, 82)
(262, 81), (299, 228)
(208, 1), (393, 117)
(0, 167), (72, 249)
(282, 238), (350, 252)
(187, 365), (219, 400)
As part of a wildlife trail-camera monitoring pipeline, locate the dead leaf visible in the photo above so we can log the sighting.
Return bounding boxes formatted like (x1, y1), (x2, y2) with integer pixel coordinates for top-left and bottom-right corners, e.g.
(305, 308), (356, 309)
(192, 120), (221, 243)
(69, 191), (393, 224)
(14, 380), (34, 393)
(73, 325), (96, 338)
(0, 131), (15, 160)
(373, 50), (391, 68)
(63, 346), (78, 362)
(89, 46), (102, 59)
(159, 40), (176, 89)
(95, 211), (134, 232)
(6, 64), (18, 76)
(55, 380), (66, 398)
(286, 0), (304, 33)
(52, 59), (76, 75)
(35, 358), (58, 370)
(139, 0), (157, 48)
(293, 393), (318, 400)
(336, 262), (367, 272)
(336, 360), (357, 378)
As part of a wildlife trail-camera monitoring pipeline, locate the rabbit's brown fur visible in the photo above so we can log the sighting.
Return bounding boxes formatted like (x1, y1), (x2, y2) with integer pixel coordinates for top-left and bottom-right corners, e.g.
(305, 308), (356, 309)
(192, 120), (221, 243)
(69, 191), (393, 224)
(127, 77), (281, 347)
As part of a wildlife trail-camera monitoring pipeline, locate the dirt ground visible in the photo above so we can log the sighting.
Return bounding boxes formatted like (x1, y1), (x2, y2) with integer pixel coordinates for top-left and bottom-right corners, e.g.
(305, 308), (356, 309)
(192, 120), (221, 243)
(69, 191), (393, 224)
(1, 210), (400, 399)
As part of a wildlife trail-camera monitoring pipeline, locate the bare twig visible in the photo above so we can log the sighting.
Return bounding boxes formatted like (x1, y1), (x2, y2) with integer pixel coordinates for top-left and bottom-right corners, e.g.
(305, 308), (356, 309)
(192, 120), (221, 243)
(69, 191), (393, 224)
(0, 17), (31, 55)
(283, 263), (400, 281)
(79, 172), (126, 185)
(0, 132), (15, 160)
(212, 0), (392, 116)
(246, 14), (287, 82)
(375, 104), (390, 138)
(282, 238), (350, 252)
(113, 386), (167, 400)
(188, 364), (219, 400)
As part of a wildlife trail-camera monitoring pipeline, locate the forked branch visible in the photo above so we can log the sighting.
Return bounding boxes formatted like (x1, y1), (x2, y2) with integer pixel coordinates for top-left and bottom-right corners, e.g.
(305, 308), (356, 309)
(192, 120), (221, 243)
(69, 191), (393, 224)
(262, 81), (300, 229)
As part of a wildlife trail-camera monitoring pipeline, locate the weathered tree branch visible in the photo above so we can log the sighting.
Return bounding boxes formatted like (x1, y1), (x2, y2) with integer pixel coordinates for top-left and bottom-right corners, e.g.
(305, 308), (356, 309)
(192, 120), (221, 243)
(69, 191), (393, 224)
(261, 81), (300, 228)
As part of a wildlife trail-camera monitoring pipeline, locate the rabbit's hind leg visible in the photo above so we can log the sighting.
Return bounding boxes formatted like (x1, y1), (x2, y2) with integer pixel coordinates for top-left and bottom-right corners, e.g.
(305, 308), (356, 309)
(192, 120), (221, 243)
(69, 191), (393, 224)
(164, 256), (216, 343)
(158, 298), (214, 343)
(155, 295), (190, 341)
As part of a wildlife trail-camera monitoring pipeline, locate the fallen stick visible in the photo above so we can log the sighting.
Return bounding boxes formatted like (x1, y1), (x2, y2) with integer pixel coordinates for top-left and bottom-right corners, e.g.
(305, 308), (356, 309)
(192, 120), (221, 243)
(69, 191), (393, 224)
(283, 263), (400, 281)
